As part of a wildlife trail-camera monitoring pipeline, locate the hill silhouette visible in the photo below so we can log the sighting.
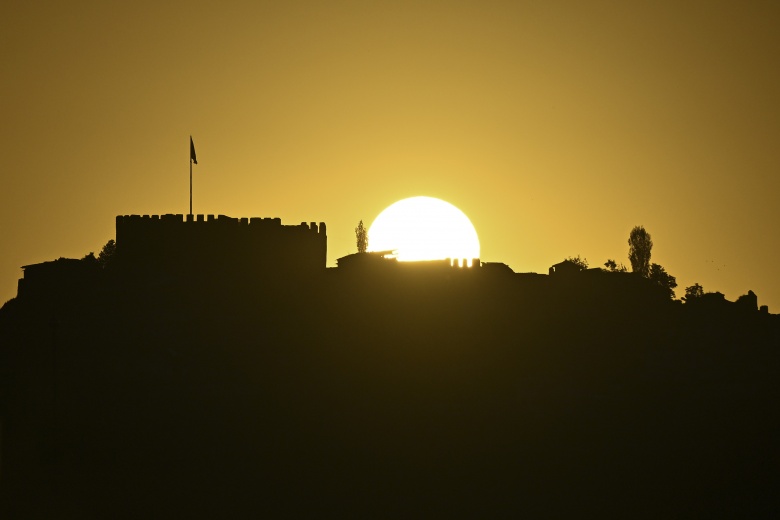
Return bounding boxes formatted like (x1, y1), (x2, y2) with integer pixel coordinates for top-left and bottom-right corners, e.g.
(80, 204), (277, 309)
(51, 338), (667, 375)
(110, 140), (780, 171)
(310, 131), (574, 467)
(1, 214), (779, 518)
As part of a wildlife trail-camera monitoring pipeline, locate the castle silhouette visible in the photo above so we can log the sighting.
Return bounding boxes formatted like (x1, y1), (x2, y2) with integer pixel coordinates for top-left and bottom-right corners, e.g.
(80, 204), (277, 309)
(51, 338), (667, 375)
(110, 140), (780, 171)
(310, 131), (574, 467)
(17, 212), (485, 301)
(2, 212), (779, 518)
(18, 213), (326, 300)
(13, 213), (772, 316)
(115, 213), (327, 276)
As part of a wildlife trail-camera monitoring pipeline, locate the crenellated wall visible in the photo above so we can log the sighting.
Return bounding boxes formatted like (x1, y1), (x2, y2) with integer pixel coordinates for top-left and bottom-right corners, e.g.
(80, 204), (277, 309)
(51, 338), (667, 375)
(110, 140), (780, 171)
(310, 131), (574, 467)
(115, 214), (327, 278)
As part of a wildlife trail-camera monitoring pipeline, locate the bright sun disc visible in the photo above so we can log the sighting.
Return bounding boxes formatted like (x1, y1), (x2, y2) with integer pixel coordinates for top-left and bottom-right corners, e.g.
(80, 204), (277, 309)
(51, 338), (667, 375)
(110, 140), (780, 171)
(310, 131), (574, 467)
(368, 196), (480, 263)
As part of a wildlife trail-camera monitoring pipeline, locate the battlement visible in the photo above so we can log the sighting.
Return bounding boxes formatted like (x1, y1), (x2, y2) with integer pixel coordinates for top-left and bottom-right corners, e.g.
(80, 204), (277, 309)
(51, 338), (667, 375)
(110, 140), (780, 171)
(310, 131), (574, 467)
(116, 213), (326, 233)
(116, 214), (327, 278)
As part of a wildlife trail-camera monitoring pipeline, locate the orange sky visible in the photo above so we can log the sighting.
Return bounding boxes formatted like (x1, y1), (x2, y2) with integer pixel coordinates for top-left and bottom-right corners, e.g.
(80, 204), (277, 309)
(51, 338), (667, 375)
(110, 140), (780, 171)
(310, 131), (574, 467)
(2, 1), (779, 310)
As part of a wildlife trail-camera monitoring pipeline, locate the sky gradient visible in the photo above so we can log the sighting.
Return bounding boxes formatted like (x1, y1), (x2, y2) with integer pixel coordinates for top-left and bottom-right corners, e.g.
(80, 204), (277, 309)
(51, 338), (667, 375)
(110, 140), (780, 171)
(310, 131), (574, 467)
(2, 1), (779, 309)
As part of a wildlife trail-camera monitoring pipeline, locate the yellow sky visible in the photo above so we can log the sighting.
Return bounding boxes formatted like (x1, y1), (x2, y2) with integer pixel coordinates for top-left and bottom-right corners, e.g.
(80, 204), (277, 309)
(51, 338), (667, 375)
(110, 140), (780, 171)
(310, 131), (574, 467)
(2, 1), (779, 309)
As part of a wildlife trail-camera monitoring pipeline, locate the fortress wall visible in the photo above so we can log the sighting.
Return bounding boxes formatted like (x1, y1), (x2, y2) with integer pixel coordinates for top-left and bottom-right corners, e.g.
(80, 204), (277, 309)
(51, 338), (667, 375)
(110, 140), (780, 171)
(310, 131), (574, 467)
(115, 214), (327, 276)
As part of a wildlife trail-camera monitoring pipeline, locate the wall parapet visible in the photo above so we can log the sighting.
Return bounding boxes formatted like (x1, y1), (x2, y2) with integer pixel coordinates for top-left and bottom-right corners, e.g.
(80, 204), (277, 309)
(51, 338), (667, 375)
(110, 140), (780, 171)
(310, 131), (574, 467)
(116, 214), (325, 233)
(115, 214), (327, 277)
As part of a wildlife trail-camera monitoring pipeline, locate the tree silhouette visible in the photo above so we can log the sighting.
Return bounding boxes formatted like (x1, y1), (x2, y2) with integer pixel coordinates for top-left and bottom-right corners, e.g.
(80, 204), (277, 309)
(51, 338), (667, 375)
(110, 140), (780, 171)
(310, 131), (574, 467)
(682, 283), (704, 303)
(565, 255), (588, 270)
(649, 263), (677, 300)
(97, 239), (116, 269)
(604, 259), (627, 272)
(628, 226), (653, 277)
(355, 220), (368, 253)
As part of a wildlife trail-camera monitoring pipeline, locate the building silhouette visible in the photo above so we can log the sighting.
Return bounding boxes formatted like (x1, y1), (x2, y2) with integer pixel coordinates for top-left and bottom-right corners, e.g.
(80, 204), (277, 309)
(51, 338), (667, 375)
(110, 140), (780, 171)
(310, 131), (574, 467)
(115, 213), (327, 278)
(12, 213), (772, 316)
(17, 214), (327, 298)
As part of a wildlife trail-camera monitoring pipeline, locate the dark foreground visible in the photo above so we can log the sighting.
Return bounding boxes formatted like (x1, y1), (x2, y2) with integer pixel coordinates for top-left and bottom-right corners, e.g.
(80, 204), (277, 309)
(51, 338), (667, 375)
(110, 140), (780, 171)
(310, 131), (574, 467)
(1, 271), (778, 518)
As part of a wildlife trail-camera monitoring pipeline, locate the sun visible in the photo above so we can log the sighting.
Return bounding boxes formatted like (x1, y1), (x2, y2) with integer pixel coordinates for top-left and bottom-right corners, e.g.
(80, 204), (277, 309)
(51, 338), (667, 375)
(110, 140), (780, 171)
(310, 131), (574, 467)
(368, 196), (480, 264)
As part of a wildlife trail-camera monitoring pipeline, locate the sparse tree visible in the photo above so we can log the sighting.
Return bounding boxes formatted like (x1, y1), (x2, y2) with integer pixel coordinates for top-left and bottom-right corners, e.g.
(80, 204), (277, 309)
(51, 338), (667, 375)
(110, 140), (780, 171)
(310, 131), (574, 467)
(682, 283), (704, 303)
(97, 239), (116, 269)
(604, 259), (627, 272)
(565, 255), (588, 270)
(355, 220), (368, 253)
(649, 263), (677, 300)
(628, 226), (653, 277)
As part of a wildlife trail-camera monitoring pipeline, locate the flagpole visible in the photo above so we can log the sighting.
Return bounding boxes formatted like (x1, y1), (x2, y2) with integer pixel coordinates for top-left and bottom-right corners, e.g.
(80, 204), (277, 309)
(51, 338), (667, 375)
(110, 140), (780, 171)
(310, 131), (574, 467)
(189, 135), (197, 217)
(189, 136), (193, 216)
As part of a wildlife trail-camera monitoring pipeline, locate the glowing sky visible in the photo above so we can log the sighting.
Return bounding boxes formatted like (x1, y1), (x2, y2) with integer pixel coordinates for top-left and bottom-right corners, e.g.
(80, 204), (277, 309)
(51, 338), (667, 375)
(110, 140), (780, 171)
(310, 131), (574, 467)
(2, 1), (779, 310)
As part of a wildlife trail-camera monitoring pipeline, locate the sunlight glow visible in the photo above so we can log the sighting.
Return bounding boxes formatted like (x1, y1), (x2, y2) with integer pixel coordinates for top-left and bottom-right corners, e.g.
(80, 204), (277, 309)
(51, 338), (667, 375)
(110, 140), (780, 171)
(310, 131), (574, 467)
(368, 196), (480, 263)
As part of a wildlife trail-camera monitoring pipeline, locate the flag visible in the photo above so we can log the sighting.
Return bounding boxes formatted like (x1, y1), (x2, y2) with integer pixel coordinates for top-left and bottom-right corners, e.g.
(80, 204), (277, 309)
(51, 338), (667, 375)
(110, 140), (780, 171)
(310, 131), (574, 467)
(190, 136), (198, 165)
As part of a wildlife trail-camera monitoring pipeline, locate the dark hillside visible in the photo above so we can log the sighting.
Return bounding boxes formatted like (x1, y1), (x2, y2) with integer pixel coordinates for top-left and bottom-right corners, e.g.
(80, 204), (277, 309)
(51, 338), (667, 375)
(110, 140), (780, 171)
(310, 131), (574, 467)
(1, 269), (778, 518)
